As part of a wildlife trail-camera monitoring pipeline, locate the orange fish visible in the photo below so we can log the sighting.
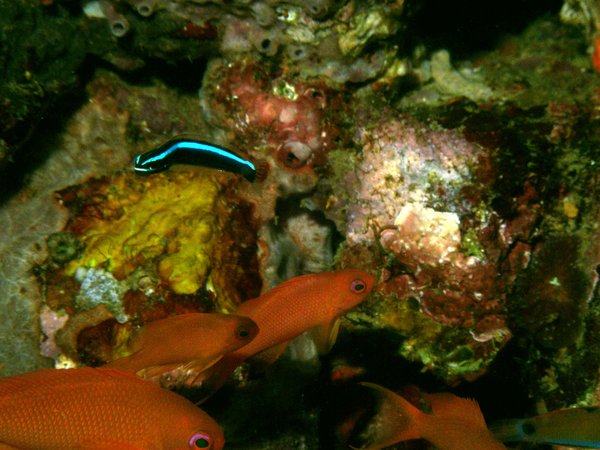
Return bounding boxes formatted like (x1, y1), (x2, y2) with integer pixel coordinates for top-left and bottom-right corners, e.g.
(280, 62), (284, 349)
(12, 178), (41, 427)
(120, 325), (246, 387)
(593, 37), (600, 73)
(105, 313), (258, 378)
(0, 367), (224, 449)
(353, 382), (506, 450)
(197, 269), (376, 400)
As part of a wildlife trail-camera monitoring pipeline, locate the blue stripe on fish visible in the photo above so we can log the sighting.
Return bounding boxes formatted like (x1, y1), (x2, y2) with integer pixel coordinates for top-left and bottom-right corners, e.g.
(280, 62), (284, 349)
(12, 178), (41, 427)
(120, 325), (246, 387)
(133, 137), (258, 182)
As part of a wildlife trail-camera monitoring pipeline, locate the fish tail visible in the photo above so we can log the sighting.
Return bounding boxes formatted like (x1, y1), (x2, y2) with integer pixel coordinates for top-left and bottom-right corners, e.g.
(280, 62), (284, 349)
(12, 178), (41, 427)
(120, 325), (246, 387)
(355, 382), (424, 449)
(253, 160), (270, 182)
(488, 418), (526, 442)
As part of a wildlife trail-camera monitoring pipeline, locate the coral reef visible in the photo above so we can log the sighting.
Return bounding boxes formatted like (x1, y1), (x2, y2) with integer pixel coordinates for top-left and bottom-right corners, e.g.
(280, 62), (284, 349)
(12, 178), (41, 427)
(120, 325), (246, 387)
(82, 0), (406, 82)
(260, 209), (337, 289)
(1, 1), (600, 449)
(74, 268), (128, 323)
(1, 0), (413, 178)
(0, 70), (259, 373)
(0, 0), (87, 174)
(200, 58), (344, 195)
(0, 73), (133, 375)
(327, 112), (512, 382)
(38, 168), (260, 366)
(61, 172), (220, 295)
(561, 0), (600, 36)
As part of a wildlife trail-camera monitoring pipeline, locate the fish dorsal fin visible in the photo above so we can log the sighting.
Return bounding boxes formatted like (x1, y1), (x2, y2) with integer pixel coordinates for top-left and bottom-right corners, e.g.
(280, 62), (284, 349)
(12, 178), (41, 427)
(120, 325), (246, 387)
(309, 318), (341, 354)
(134, 313), (227, 345)
(236, 273), (318, 315)
(0, 368), (146, 397)
(262, 273), (317, 296)
(425, 392), (487, 428)
(142, 312), (217, 331)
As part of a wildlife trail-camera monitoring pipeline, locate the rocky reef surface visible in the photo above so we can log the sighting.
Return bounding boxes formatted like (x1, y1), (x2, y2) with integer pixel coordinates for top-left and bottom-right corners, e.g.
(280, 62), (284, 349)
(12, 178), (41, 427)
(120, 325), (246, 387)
(1, 0), (600, 448)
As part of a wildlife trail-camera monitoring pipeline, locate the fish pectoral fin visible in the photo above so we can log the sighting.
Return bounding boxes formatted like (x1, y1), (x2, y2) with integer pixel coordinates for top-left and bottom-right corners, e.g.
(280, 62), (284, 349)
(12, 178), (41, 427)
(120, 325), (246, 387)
(191, 356), (241, 404)
(139, 362), (184, 379)
(309, 318), (341, 355)
(249, 341), (291, 370)
(488, 419), (524, 442)
(180, 355), (223, 375)
(138, 354), (223, 380)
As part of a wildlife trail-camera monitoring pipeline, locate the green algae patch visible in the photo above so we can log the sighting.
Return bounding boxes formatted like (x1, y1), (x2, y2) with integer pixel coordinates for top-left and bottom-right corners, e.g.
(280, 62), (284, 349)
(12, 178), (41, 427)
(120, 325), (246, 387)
(63, 170), (220, 295)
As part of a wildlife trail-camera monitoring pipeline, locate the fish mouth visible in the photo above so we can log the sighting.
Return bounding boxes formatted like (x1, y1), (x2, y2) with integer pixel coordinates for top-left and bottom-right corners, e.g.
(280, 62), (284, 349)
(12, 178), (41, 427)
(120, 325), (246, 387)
(132, 164), (153, 174)
(130, 155), (147, 173)
(130, 155), (168, 175)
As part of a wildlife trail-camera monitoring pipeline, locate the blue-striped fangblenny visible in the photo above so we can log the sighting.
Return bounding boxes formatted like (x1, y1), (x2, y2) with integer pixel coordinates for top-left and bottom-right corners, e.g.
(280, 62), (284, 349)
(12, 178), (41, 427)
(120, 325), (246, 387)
(133, 137), (259, 182)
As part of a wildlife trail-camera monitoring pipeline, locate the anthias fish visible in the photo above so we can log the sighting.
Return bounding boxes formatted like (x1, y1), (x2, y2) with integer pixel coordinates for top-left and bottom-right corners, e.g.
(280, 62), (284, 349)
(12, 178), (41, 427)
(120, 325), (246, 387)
(354, 382), (506, 450)
(197, 269), (376, 401)
(105, 313), (259, 378)
(490, 406), (600, 448)
(133, 137), (260, 182)
(0, 367), (224, 449)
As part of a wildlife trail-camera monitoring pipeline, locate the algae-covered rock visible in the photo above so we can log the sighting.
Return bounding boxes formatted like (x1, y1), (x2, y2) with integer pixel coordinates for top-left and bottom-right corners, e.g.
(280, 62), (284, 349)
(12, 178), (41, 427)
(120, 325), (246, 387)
(38, 168), (260, 366)
(1, 2), (600, 448)
(0, 0), (87, 172)
(62, 172), (220, 295)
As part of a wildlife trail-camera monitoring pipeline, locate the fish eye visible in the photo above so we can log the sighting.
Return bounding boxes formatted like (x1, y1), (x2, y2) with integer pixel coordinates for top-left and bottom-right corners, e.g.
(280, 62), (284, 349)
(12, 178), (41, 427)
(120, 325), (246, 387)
(521, 422), (536, 436)
(350, 278), (366, 293)
(189, 432), (212, 449)
(236, 325), (251, 339)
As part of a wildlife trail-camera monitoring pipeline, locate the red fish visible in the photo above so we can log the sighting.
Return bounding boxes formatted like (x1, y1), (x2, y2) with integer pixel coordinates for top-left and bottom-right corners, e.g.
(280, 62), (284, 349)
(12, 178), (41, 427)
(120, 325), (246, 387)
(197, 269), (376, 400)
(353, 382), (506, 450)
(0, 367), (224, 449)
(105, 313), (258, 378)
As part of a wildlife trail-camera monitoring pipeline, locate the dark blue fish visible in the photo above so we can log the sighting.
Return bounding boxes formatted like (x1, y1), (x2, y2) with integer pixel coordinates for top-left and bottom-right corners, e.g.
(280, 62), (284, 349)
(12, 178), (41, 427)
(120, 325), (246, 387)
(133, 137), (260, 182)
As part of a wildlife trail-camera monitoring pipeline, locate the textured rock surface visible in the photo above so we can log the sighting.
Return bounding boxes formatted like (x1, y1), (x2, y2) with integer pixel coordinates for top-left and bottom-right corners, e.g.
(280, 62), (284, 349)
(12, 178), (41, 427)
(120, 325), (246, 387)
(0, 76), (131, 375)
(1, 2), (600, 448)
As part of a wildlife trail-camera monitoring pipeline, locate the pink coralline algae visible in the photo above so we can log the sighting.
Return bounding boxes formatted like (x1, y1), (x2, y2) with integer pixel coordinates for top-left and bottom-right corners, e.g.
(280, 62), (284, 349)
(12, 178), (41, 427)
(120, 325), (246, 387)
(377, 204), (510, 337)
(346, 118), (483, 246)
(200, 60), (345, 222)
(353, 117), (507, 332)
(227, 66), (326, 170)
(205, 61), (332, 169)
(336, 113), (544, 380)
